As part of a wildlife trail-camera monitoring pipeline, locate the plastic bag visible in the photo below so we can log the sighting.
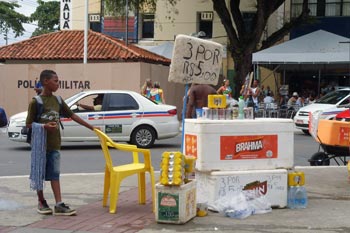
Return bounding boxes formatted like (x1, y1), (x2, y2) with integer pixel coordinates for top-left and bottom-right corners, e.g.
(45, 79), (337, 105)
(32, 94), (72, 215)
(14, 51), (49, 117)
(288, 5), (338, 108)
(213, 190), (271, 219)
(213, 192), (253, 219)
(244, 190), (272, 215)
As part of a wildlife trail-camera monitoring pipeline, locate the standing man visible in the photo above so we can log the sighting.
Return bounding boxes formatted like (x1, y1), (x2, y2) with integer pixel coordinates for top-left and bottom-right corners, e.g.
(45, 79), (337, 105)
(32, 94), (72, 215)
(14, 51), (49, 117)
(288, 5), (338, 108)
(186, 84), (216, 118)
(26, 70), (96, 216)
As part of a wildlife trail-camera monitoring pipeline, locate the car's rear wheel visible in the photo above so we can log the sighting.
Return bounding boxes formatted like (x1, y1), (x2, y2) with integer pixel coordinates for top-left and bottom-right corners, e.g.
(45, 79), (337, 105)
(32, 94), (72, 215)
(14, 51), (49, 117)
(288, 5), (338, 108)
(309, 152), (330, 166)
(131, 125), (156, 148)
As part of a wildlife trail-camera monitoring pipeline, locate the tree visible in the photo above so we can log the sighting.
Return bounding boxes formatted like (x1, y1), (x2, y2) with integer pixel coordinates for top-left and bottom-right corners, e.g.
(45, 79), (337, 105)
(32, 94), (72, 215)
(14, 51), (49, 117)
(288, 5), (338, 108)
(105, 0), (178, 16)
(0, 1), (28, 44)
(213, 0), (310, 97)
(30, 0), (60, 37)
(105, 0), (311, 96)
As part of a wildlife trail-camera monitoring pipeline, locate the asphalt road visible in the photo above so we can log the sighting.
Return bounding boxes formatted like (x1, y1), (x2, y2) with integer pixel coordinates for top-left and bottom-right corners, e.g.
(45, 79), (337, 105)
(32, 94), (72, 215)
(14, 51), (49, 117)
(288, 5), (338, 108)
(0, 128), (332, 177)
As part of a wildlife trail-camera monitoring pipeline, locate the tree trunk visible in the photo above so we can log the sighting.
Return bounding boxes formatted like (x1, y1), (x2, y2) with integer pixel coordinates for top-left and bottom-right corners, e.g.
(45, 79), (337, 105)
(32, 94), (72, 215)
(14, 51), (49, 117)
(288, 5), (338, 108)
(231, 51), (253, 99)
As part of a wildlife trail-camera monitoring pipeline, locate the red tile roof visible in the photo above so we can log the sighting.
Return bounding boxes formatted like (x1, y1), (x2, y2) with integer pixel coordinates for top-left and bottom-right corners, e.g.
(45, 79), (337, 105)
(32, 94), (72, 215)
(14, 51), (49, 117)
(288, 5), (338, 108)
(0, 30), (170, 65)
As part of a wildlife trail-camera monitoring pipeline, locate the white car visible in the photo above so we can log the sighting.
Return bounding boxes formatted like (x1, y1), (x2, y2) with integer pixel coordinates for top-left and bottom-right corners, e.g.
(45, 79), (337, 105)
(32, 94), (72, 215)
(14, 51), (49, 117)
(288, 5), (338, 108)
(294, 88), (350, 134)
(7, 90), (180, 148)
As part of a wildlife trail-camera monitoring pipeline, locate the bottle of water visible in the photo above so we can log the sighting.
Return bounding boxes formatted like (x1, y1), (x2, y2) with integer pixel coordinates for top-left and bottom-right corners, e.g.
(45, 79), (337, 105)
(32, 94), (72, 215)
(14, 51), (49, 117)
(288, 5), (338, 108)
(238, 96), (245, 119)
(293, 186), (308, 209)
(287, 186), (296, 209)
(287, 171), (308, 209)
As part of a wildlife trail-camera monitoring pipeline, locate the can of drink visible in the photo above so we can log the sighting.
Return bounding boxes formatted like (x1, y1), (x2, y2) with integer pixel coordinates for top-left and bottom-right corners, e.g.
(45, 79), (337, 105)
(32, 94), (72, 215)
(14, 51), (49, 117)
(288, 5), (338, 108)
(226, 108), (232, 120)
(218, 109), (225, 120)
(212, 109), (219, 120)
(202, 107), (210, 119)
(232, 107), (239, 119)
(244, 107), (254, 119)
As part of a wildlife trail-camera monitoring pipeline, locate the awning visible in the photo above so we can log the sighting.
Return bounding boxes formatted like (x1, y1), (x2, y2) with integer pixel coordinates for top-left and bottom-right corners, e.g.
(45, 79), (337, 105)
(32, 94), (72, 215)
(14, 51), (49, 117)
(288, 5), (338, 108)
(253, 30), (350, 65)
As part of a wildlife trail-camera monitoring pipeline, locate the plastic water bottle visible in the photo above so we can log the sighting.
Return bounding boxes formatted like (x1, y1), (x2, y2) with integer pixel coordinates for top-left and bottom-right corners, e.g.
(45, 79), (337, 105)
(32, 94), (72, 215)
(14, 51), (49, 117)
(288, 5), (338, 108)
(287, 185), (308, 209)
(287, 171), (307, 209)
(238, 96), (245, 119)
(293, 186), (308, 208)
(287, 186), (296, 208)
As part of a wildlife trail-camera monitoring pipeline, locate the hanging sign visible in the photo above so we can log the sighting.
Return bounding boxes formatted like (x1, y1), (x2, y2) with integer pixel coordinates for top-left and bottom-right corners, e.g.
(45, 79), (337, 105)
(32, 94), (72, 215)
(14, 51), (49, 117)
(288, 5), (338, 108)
(60, 0), (72, 30)
(168, 34), (223, 85)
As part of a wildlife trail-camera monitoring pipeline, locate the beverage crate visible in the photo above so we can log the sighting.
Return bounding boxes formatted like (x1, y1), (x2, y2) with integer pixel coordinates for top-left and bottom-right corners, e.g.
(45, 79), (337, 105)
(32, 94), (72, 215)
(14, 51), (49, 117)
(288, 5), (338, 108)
(155, 180), (197, 224)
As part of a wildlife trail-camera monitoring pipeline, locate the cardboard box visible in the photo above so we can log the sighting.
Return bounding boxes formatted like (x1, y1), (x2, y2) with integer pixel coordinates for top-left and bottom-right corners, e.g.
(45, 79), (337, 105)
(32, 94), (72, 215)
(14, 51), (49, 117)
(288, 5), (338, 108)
(196, 169), (288, 210)
(155, 180), (196, 224)
(184, 118), (294, 171)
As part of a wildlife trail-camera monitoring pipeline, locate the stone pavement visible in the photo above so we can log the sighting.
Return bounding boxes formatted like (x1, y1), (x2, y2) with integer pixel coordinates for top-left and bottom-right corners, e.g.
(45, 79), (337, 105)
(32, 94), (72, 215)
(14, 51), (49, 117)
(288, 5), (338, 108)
(1, 166), (350, 233)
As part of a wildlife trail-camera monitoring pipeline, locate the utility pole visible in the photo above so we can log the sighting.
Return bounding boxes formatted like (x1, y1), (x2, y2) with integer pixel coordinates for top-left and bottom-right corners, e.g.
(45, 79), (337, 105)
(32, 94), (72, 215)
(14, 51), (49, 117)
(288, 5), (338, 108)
(84, 0), (89, 64)
(5, 27), (8, 45)
(126, 0), (128, 46)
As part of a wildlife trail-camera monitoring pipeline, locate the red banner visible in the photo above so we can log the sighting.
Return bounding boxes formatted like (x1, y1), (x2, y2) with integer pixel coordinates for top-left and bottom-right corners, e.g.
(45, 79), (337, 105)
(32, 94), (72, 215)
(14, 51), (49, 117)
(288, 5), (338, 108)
(220, 135), (278, 160)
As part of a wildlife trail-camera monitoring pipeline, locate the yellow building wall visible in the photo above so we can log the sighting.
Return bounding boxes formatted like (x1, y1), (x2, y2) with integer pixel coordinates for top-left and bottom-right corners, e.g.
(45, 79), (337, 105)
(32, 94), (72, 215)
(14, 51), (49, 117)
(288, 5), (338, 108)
(70, 0), (101, 30)
(154, 0), (227, 45)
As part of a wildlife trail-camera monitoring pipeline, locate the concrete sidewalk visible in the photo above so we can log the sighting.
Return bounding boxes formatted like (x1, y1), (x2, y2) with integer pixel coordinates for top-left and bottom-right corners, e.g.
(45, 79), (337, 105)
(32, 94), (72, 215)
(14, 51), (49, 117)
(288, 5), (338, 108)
(1, 166), (350, 233)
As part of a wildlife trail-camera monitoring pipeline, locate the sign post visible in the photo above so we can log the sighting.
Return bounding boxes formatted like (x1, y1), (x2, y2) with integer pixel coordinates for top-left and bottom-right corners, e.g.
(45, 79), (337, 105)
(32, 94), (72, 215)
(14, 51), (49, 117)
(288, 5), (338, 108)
(168, 35), (223, 152)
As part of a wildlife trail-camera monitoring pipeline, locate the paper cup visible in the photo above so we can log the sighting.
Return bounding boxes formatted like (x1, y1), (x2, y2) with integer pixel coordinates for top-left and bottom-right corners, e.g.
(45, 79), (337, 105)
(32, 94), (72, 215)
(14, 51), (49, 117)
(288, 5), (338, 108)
(196, 108), (203, 118)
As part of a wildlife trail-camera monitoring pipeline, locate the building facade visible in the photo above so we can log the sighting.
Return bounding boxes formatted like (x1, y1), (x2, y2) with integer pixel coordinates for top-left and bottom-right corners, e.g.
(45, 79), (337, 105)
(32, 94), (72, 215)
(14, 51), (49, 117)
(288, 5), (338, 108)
(61, 0), (350, 99)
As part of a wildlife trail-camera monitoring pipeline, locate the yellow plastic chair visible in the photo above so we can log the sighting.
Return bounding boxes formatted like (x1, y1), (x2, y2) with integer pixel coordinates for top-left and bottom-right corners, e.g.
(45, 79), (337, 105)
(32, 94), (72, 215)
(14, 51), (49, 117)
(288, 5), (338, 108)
(94, 129), (155, 214)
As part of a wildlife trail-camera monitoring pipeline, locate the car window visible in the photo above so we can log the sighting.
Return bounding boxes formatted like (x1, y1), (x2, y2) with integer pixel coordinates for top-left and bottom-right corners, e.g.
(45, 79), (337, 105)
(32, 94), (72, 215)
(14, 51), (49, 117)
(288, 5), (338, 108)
(65, 92), (85, 105)
(107, 93), (139, 111)
(316, 90), (350, 105)
(339, 96), (350, 106)
(73, 94), (103, 112)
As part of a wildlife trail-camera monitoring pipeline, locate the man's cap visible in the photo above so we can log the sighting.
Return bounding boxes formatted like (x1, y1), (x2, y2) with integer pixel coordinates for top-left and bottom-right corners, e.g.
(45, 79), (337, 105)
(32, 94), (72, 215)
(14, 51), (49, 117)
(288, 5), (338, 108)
(293, 92), (298, 97)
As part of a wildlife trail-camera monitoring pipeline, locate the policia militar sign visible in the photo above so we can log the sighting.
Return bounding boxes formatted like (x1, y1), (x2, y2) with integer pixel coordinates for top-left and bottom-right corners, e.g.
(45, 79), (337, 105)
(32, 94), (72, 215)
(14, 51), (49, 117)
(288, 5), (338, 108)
(17, 80), (91, 90)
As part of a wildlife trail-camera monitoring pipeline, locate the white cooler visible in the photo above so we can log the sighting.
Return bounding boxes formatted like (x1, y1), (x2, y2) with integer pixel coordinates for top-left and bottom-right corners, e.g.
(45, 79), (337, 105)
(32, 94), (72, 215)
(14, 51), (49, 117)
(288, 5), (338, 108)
(183, 118), (294, 171)
(196, 169), (288, 210)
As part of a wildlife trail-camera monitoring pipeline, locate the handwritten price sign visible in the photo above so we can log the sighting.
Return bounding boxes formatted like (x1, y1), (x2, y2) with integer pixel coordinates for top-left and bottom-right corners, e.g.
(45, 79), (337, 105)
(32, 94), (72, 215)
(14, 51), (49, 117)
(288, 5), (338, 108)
(168, 34), (223, 85)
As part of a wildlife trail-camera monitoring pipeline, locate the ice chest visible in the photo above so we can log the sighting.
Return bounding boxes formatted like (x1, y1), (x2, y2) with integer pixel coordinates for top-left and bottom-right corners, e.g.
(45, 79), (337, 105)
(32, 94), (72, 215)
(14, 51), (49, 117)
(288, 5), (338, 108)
(196, 169), (288, 210)
(317, 119), (350, 147)
(155, 180), (196, 224)
(184, 118), (294, 171)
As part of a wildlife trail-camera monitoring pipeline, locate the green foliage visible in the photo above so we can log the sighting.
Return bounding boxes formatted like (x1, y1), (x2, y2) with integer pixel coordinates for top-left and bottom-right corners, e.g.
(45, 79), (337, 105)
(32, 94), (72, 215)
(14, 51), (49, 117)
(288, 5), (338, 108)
(0, 1), (28, 40)
(104, 0), (156, 16)
(30, 0), (60, 37)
